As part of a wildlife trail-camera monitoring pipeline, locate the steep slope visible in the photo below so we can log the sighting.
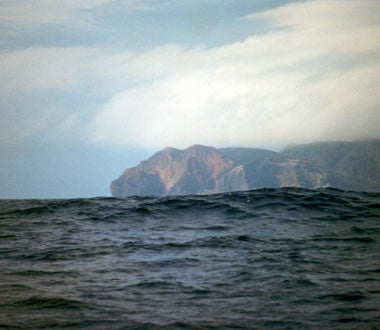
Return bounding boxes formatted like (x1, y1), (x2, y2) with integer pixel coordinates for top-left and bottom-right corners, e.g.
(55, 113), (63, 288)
(111, 145), (234, 197)
(111, 140), (380, 197)
(215, 157), (328, 192)
(282, 139), (380, 191)
(282, 141), (356, 169)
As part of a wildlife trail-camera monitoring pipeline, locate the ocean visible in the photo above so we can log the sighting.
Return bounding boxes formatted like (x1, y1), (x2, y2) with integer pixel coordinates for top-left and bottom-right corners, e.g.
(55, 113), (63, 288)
(0, 188), (379, 329)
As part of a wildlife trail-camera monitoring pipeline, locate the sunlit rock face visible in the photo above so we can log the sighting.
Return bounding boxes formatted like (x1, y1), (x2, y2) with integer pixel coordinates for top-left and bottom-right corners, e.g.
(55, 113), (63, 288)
(111, 145), (234, 197)
(111, 140), (380, 197)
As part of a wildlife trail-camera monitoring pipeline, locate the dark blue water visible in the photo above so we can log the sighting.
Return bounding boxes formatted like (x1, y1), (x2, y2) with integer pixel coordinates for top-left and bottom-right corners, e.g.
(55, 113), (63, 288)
(0, 188), (379, 329)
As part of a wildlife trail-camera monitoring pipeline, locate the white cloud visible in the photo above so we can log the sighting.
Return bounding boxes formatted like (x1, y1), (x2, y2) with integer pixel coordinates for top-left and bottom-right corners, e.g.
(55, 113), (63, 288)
(87, 0), (380, 149)
(0, 45), (105, 145)
(1, 0), (379, 150)
(0, 46), (97, 96)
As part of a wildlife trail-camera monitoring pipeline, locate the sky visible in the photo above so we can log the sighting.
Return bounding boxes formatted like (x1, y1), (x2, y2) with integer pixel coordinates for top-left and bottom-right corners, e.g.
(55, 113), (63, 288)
(0, 0), (379, 199)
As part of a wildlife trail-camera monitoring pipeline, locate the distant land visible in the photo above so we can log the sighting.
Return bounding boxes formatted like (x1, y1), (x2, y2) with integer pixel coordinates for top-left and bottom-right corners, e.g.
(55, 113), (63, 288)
(111, 139), (380, 197)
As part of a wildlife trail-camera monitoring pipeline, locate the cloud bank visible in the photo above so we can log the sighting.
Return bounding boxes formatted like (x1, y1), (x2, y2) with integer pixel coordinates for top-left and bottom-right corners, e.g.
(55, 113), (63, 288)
(1, 0), (379, 150)
(87, 0), (380, 149)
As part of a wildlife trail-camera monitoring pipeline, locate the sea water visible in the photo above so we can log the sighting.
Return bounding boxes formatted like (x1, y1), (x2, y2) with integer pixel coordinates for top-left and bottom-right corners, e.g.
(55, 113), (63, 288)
(0, 188), (379, 329)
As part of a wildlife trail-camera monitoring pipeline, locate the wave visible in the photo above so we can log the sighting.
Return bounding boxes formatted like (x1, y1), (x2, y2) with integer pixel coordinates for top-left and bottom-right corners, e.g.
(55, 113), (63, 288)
(0, 187), (378, 221)
(0, 187), (379, 329)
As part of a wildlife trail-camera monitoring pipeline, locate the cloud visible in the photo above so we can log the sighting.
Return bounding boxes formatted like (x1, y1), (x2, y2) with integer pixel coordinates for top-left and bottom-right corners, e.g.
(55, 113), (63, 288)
(0, 0), (151, 30)
(87, 0), (380, 149)
(246, 0), (380, 31)
(0, 46), (97, 96)
(1, 0), (379, 150)
(0, 44), (104, 146)
(0, 0), (107, 28)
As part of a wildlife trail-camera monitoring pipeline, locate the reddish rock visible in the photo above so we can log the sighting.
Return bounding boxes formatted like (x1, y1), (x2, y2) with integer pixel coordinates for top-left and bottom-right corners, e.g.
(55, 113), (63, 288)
(111, 140), (380, 197)
(111, 145), (234, 197)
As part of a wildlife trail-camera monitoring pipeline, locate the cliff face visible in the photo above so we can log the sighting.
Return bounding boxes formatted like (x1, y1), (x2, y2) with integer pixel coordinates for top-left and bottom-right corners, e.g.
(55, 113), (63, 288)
(111, 145), (234, 197)
(111, 140), (380, 197)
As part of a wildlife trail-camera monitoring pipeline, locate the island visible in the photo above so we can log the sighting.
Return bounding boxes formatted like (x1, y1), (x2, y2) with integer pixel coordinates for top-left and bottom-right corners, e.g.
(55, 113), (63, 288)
(111, 139), (380, 197)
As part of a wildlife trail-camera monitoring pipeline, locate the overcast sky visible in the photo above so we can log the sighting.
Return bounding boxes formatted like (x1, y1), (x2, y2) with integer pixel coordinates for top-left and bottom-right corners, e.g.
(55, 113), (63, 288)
(1, 0), (379, 198)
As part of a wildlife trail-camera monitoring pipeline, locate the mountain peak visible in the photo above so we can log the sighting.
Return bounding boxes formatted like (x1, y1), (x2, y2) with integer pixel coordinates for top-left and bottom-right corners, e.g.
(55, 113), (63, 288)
(111, 144), (234, 197)
(111, 140), (380, 197)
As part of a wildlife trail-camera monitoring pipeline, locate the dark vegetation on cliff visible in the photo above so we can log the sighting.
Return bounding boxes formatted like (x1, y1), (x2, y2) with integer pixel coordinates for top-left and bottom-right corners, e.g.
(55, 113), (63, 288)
(111, 139), (380, 197)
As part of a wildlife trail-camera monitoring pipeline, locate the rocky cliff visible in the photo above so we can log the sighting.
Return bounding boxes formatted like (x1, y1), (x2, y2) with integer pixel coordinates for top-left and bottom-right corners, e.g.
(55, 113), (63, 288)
(111, 140), (380, 197)
(111, 145), (234, 197)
